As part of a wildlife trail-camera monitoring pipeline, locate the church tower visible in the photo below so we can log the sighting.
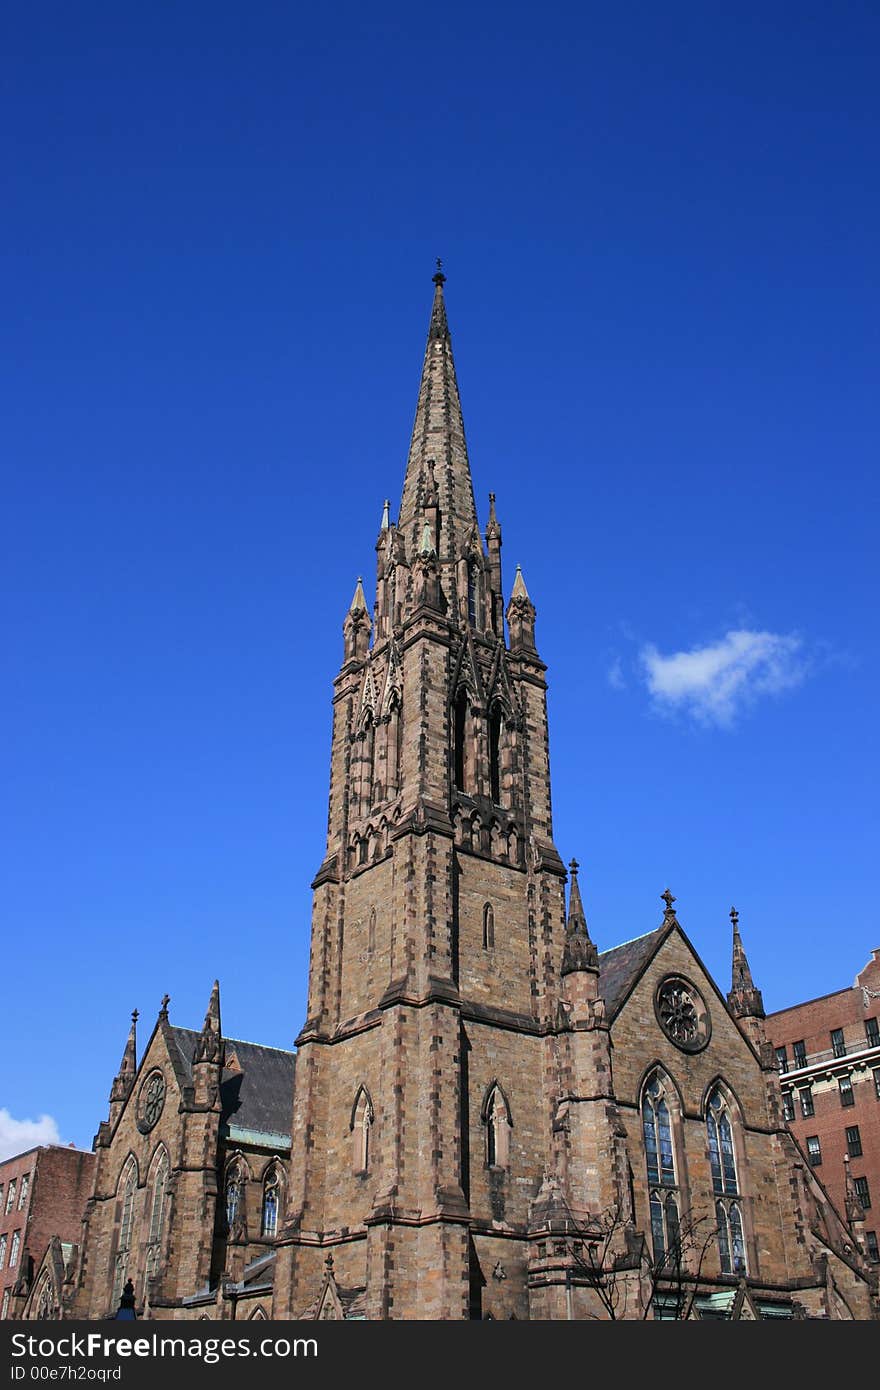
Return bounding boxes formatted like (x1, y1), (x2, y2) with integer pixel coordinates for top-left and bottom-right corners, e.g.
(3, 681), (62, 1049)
(273, 270), (575, 1319)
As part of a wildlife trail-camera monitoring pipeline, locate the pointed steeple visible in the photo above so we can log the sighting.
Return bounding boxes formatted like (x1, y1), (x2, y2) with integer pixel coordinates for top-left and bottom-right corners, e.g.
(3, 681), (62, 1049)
(348, 577), (368, 616)
(193, 979), (223, 1064)
(379, 499), (391, 533)
(843, 1155), (867, 1242)
(561, 859), (599, 975)
(343, 576), (371, 663)
(507, 565), (537, 653)
(726, 907), (765, 1020)
(109, 1009), (138, 1109)
(397, 268), (479, 573)
(486, 492), (501, 543)
(510, 564), (529, 601)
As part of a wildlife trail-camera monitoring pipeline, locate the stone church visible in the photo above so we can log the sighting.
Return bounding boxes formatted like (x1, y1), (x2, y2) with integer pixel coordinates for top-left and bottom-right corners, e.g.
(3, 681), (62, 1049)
(16, 272), (879, 1320)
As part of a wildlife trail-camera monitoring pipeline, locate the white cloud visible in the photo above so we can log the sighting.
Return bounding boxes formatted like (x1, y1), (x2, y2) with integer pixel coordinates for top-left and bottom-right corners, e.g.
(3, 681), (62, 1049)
(0, 1108), (62, 1162)
(607, 656), (625, 690)
(640, 628), (808, 726)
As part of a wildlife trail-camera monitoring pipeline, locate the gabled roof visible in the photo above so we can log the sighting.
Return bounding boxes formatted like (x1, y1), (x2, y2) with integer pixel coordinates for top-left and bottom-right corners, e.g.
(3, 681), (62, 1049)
(597, 924), (670, 1021)
(168, 1028), (295, 1142)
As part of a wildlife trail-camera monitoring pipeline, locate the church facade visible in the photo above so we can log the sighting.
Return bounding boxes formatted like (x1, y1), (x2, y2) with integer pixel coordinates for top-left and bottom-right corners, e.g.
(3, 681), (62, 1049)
(17, 273), (879, 1320)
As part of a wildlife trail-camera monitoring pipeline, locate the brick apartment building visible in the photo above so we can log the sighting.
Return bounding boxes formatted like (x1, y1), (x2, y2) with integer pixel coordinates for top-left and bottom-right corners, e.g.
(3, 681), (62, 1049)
(0, 1145), (95, 1318)
(768, 949), (880, 1268)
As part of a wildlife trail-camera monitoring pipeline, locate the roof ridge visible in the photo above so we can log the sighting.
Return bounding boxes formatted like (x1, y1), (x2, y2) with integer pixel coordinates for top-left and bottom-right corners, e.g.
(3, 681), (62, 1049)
(599, 924), (664, 956)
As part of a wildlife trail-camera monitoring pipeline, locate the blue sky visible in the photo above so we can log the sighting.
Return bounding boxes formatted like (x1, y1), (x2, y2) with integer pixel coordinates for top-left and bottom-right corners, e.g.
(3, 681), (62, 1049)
(1, 3), (878, 1154)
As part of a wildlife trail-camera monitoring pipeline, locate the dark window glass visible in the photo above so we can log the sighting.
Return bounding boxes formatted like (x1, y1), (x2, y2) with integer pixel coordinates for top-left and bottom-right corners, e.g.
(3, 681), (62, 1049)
(839, 1074), (855, 1107)
(453, 689), (468, 791)
(800, 1087), (814, 1118)
(874, 1068), (880, 1100)
(866, 1017), (879, 1048)
(488, 704), (502, 804)
(831, 1028), (846, 1059)
(866, 1231), (879, 1263)
(846, 1125), (862, 1158)
(782, 1092), (795, 1122)
(806, 1136), (821, 1166)
(775, 1046), (788, 1074)
(793, 1040), (807, 1068)
(854, 1177), (871, 1210)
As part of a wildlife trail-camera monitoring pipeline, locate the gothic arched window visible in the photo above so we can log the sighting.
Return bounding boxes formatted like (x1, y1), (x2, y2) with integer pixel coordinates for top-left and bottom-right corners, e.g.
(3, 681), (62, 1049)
(36, 1272), (55, 1320)
(112, 1157), (138, 1307)
(261, 1168), (280, 1239)
(488, 704), (503, 804)
(641, 1072), (681, 1268)
(368, 907), (377, 954)
(351, 1087), (374, 1174)
(482, 903), (495, 951)
(145, 1147), (169, 1286)
(468, 564), (478, 627)
(483, 1083), (511, 1170)
(225, 1161), (246, 1233)
(453, 688), (468, 791)
(706, 1088), (747, 1275)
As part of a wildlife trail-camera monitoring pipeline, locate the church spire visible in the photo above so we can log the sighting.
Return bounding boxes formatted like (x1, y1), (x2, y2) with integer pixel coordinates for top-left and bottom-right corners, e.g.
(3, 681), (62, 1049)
(726, 907), (765, 1020)
(343, 576), (371, 663)
(561, 860), (599, 975)
(109, 1009), (138, 1112)
(193, 979), (223, 1063)
(397, 267), (479, 572)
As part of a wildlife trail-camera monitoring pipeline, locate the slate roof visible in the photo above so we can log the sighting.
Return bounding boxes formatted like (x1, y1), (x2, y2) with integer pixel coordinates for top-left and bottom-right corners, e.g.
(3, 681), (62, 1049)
(169, 1027), (295, 1141)
(597, 923), (669, 1021)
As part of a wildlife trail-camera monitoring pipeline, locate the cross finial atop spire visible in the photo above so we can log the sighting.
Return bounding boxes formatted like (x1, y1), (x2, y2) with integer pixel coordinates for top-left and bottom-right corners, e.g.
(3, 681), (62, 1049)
(160, 993), (170, 1018)
(730, 906), (739, 931)
(433, 257), (446, 286)
(131, 1008), (139, 1025)
(661, 888), (676, 915)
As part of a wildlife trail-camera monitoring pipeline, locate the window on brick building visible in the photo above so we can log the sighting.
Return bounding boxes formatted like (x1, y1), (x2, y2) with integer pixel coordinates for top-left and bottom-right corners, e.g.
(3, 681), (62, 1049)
(0, 1289), (8, 1320)
(351, 1086), (374, 1174)
(17, 1174), (29, 1210)
(839, 1074), (855, 1107)
(806, 1136), (822, 1166)
(0, 1184), (4, 1210)
(775, 1046), (788, 1074)
(483, 1083), (511, 1170)
(489, 703), (503, 804)
(866, 1231), (879, 1263)
(793, 1040), (806, 1068)
(482, 902), (495, 950)
(0, 1234), (7, 1270)
(831, 1028), (846, 1059)
(9, 1231), (20, 1269)
(799, 1086), (814, 1118)
(5, 1180), (15, 1214)
(782, 1092), (795, 1122)
(112, 1156), (138, 1308)
(261, 1166), (281, 1239)
(866, 1017), (879, 1048)
(846, 1125), (862, 1158)
(642, 1071), (682, 1268)
(854, 1177), (871, 1210)
(225, 1161), (247, 1233)
(874, 1068), (880, 1100)
(144, 1147), (169, 1289)
(706, 1088), (747, 1276)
